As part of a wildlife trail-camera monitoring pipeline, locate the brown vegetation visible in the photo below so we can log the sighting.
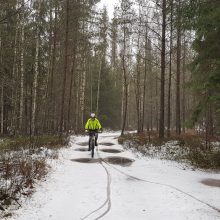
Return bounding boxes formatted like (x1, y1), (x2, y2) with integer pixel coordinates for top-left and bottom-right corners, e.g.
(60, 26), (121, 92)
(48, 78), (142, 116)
(0, 135), (66, 214)
(119, 132), (220, 170)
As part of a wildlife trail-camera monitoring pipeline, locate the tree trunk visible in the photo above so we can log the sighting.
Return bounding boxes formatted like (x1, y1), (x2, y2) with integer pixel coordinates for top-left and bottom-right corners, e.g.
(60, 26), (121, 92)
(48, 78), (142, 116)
(80, 69), (86, 128)
(67, 30), (78, 130)
(67, 51), (77, 130)
(31, 27), (40, 136)
(60, 0), (70, 133)
(43, 1), (54, 132)
(121, 20), (128, 136)
(141, 24), (148, 133)
(0, 34), (3, 135)
(182, 35), (186, 133)
(1, 81), (3, 135)
(167, 0), (173, 137)
(50, 2), (58, 132)
(135, 37), (141, 133)
(19, 1), (25, 134)
(159, 0), (166, 138)
(96, 55), (102, 116)
(176, 0), (181, 135)
(12, 13), (19, 133)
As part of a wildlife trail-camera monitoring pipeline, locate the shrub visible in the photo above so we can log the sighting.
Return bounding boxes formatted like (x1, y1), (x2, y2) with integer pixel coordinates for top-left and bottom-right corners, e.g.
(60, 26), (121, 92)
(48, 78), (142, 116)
(0, 135), (66, 214)
(119, 132), (220, 170)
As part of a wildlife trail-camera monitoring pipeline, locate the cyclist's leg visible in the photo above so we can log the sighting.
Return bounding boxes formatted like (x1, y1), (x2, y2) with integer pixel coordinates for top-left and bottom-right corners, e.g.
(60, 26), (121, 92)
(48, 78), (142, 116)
(95, 133), (98, 146)
(88, 133), (92, 151)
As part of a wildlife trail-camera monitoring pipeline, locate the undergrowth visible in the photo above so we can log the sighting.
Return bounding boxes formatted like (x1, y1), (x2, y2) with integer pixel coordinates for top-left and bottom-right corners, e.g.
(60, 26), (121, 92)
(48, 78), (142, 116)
(0, 135), (67, 217)
(0, 135), (67, 152)
(119, 132), (220, 170)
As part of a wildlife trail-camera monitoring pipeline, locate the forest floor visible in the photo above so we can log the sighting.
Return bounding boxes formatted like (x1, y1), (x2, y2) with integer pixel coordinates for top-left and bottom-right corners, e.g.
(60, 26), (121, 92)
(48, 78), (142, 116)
(4, 132), (220, 220)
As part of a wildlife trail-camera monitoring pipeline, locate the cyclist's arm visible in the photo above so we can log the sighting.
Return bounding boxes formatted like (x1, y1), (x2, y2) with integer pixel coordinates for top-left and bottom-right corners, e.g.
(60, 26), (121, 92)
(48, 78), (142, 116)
(96, 119), (102, 130)
(85, 119), (90, 130)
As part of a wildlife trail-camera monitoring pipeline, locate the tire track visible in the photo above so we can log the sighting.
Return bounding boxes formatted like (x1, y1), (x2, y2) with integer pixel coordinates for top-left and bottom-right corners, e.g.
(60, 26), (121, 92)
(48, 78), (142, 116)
(81, 153), (112, 220)
(101, 157), (220, 214)
(94, 161), (111, 220)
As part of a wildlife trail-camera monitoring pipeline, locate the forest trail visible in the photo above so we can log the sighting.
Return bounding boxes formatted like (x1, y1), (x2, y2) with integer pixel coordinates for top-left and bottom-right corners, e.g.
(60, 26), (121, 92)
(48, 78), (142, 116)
(9, 132), (220, 220)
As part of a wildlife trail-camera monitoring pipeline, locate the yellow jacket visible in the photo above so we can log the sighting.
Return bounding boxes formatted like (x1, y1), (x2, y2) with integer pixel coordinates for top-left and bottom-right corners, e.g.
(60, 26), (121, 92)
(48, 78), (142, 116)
(85, 118), (102, 130)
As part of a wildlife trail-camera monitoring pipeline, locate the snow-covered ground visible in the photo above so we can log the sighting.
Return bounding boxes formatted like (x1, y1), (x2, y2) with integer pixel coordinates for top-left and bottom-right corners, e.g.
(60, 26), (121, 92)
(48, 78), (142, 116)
(7, 132), (220, 220)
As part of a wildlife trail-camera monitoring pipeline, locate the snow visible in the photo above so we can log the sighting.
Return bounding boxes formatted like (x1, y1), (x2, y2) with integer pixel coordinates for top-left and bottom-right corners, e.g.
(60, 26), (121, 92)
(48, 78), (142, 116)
(6, 132), (220, 220)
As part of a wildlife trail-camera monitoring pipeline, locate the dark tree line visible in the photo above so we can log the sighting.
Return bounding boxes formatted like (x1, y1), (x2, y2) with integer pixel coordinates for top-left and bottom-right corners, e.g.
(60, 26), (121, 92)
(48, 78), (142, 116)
(0, 0), (219, 138)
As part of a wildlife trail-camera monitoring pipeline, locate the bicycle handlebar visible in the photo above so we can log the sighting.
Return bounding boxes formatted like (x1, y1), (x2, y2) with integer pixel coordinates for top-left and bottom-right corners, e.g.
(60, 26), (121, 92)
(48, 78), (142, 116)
(85, 129), (102, 134)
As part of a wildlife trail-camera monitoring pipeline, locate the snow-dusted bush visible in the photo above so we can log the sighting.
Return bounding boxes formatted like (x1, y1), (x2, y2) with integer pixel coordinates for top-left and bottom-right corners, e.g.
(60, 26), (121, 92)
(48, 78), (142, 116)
(0, 136), (66, 216)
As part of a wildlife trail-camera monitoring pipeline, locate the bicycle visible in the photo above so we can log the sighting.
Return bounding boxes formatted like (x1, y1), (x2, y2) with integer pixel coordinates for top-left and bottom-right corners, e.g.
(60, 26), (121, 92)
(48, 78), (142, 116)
(86, 130), (101, 158)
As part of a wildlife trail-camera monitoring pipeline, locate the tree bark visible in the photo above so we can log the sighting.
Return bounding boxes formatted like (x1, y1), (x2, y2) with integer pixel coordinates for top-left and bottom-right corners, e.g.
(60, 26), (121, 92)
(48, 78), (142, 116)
(182, 35), (186, 133)
(121, 20), (128, 136)
(159, 0), (166, 138)
(60, 0), (70, 133)
(96, 55), (102, 116)
(50, 2), (58, 132)
(1, 81), (3, 135)
(19, 0), (25, 134)
(142, 24), (149, 133)
(176, 0), (182, 135)
(31, 26), (40, 136)
(167, 0), (173, 137)
(12, 12), (19, 133)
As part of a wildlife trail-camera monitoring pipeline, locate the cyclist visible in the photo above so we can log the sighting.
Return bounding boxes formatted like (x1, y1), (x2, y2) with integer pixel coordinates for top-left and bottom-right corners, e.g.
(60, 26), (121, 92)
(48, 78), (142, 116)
(85, 113), (102, 151)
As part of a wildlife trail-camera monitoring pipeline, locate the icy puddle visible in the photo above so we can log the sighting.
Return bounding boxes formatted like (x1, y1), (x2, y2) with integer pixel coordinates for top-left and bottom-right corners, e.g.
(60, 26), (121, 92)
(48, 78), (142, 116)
(76, 142), (88, 146)
(71, 158), (101, 163)
(100, 142), (115, 146)
(99, 149), (123, 153)
(201, 179), (220, 188)
(104, 156), (134, 167)
(72, 156), (134, 167)
(74, 148), (88, 152)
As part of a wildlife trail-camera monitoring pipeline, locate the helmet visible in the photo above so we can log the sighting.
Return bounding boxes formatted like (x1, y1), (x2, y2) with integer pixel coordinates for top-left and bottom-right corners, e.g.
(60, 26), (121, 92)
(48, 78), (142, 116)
(90, 113), (96, 118)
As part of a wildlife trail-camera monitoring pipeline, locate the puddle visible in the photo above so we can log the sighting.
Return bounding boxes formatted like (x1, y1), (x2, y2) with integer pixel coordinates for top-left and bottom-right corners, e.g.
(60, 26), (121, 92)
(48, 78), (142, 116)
(100, 142), (115, 146)
(71, 158), (100, 163)
(76, 142), (88, 146)
(105, 156), (134, 167)
(100, 149), (122, 153)
(72, 156), (134, 167)
(201, 179), (220, 188)
(74, 148), (88, 152)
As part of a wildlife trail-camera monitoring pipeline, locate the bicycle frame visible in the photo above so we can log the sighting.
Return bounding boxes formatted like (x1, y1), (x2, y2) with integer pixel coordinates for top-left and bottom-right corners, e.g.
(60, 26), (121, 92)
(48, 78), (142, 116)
(88, 131), (97, 158)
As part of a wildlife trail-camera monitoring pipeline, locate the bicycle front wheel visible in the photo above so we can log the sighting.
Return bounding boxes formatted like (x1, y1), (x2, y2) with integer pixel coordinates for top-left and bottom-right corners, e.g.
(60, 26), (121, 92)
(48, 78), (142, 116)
(91, 139), (95, 158)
